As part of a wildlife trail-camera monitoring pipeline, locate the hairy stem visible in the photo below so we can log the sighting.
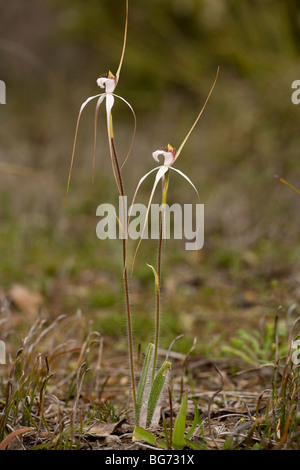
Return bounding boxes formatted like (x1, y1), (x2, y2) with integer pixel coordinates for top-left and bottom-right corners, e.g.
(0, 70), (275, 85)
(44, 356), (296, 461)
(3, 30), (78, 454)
(110, 131), (137, 415)
(152, 171), (169, 381)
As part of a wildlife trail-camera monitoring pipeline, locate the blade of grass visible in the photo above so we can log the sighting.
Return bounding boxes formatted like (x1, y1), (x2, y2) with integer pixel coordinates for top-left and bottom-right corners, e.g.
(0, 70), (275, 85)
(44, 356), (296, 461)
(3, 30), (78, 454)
(172, 391), (188, 450)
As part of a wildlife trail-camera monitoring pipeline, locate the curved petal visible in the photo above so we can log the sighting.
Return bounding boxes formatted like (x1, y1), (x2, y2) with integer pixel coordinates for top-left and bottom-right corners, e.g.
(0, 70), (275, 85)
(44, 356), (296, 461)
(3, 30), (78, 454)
(65, 93), (103, 204)
(152, 149), (174, 166)
(169, 167), (200, 202)
(97, 75), (117, 93)
(129, 166), (161, 216)
(113, 93), (137, 168)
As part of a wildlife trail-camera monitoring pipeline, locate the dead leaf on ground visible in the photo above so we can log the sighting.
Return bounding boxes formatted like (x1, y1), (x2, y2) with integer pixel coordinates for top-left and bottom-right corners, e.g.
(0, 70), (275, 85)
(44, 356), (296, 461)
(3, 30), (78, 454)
(9, 284), (43, 315)
(84, 419), (126, 438)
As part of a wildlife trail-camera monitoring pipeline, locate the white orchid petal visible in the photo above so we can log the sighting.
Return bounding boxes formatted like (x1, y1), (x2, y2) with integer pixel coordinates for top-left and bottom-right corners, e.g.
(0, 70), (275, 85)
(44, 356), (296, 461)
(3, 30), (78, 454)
(92, 94), (106, 183)
(152, 150), (174, 166)
(131, 166), (169, 274)
(106, 94), (115, 121)
(80, 93), (103, 112)
(97, 77), (116, 93)
(131, 166), (161, 210)
(96, 77), (107, 88)
(169, 167), (200, 202)
(106, 79), (117, 93)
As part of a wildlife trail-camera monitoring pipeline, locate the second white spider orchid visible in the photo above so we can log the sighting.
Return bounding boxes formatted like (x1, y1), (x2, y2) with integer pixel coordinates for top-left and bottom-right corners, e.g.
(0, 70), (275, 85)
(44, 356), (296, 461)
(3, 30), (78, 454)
(130, 67), (219, 264)
(65, 0), (135, 201)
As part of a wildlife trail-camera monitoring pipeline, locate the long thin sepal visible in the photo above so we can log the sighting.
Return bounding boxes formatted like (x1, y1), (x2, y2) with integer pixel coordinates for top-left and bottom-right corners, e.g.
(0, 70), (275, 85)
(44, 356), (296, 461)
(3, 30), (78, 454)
(116, 0), (128, 81)
(169, 167), (200, 203)
(113, 93), (137, 169)
(65, 93), (103, 205)
(174, 67), (219, 162)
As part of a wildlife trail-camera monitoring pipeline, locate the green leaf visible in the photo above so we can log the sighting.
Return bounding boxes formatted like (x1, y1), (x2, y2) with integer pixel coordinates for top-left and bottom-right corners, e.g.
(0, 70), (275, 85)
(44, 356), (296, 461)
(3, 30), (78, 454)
(186, 399), (200, 440)
(146, 361), (171, 428)
(132, 426), (168, 449)
(136, 343), (154, 426)
(172, 391), (188, 450)
(184, 438), (202, 450)
(222, 436), (234, 450)
(132, 426), (156, 446)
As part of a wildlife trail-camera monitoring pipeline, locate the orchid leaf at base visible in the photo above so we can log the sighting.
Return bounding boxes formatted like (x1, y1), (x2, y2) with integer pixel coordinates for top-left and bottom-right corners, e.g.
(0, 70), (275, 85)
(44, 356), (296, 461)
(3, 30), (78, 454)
(136, 343), (154, 427)
(172, 391), (188, 450)
(146, 360), (171, 428)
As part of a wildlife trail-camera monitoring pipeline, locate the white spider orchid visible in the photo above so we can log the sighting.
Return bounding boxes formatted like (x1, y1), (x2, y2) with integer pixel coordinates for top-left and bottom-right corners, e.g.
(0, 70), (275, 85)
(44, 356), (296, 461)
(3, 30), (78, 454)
(130, 67), (219, 268)
(65, 0), (135, 201)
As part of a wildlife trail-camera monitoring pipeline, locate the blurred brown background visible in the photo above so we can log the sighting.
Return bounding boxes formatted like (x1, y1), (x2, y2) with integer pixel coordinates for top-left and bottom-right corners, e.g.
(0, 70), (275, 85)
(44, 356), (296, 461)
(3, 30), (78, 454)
(0, 0), (299, 353)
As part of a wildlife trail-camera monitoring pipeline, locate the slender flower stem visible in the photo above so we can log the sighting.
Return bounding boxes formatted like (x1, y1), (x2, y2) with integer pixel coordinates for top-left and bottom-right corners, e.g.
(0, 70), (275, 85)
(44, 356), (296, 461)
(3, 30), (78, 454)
(151, 214), (163, 381)
(152, 171), (169, 381)
(110, 131), (137, 415)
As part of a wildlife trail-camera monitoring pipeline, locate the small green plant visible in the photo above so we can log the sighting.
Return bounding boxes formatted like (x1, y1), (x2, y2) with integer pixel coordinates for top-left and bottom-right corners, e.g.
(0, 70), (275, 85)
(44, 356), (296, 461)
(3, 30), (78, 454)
(96, 401), (126, 423)
(133, 391), (202, 450)
(220, 320), (288, 367)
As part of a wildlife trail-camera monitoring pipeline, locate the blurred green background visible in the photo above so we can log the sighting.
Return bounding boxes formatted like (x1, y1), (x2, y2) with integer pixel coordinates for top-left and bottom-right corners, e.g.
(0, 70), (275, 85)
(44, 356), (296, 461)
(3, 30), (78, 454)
(0, 0), (299, 355)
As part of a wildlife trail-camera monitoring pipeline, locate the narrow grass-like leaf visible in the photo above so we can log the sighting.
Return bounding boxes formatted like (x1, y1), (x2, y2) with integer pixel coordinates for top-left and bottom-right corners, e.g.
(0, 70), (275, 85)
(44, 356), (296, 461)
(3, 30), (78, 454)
(186, 399), (200, 440)
(146, 361), (171, 428)
(136, 343), (154, 426)
(184, 438), (202, 450)
(172, 391), (188, 450)
(132, 426), (156, 446)
(132, 426), (168, 449)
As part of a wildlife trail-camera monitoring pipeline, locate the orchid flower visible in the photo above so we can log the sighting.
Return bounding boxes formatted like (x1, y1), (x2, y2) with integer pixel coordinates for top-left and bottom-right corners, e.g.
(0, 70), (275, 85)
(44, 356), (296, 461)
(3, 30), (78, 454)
(65, 0), (136, 202)
(65, 0), (138, 416)
(130, 67), (219, 268)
